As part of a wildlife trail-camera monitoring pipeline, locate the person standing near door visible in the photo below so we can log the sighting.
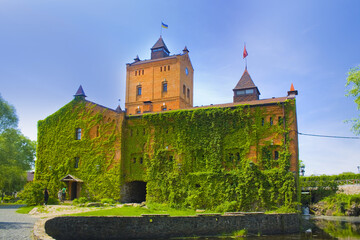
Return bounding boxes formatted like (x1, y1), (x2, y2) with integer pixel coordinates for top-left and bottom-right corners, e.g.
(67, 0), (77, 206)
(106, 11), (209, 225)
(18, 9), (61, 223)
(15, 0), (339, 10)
(62, 187), (66, 201)
(44, 188), (49, 206)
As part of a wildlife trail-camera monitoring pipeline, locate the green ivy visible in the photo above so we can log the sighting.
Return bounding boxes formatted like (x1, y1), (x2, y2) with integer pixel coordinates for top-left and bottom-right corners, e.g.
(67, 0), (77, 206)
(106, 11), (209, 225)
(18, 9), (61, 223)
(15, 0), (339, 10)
(35, 97), (298, 211)
(35, 98), (122, 200)
(125, 100), (298, 211)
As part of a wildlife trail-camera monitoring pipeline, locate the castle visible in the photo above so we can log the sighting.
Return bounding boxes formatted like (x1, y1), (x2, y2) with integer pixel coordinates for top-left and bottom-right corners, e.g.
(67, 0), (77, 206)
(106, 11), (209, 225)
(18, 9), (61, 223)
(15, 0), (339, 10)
(35, 37), (299, 210)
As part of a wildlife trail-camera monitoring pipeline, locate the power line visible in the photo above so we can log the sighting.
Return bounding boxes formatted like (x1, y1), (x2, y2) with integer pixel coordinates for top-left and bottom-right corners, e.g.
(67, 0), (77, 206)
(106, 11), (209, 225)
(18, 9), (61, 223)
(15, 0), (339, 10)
(296, 131), (360, 139)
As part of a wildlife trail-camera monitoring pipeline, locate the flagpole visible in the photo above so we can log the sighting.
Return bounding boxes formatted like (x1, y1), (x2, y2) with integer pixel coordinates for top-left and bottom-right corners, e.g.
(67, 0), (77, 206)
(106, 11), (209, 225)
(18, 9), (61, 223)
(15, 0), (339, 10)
(160, 21), (162, 36)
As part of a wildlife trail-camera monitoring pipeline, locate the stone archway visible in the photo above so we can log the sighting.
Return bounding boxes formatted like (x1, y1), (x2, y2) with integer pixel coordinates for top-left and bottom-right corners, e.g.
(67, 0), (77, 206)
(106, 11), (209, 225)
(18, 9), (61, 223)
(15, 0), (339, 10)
(121, 181), (147, 203)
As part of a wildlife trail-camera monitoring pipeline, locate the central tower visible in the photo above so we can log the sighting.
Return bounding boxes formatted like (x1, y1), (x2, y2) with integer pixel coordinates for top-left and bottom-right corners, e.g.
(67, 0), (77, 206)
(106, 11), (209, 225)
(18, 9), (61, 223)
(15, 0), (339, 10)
(125, 36), (194, 115)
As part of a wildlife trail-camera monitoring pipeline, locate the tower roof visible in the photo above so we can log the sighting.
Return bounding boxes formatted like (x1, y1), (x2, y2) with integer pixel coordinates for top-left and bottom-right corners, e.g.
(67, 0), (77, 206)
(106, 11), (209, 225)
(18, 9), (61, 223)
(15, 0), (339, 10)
(233, 69), (257, 90)
(151, 36), (170, 53)
(74, 85), (87, 98)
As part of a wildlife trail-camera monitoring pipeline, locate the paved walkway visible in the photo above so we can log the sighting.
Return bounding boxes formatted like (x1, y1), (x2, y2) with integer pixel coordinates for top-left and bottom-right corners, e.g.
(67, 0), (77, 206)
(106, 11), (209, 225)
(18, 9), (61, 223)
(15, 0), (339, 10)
(0, 205), (38, 240)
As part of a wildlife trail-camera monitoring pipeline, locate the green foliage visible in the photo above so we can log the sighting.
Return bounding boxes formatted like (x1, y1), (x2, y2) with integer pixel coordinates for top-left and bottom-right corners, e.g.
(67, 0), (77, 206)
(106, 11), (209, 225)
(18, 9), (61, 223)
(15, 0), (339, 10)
(101, 198), (116, 205)
(18, 180), (47, 206)
(0, 94), (18, 133)
(37, 98), (297, 211)
(314, 193), (360, 216)
(125, 100), (297, 211)
(0, 95), (36, 195)
(232, 229), (248, 238)
(16, 206), (35, 214)
(346, 65), (360, 135)
(73, 197), (88, 205)
(70, 204), (212, 217)
(35, 99), (122, 201)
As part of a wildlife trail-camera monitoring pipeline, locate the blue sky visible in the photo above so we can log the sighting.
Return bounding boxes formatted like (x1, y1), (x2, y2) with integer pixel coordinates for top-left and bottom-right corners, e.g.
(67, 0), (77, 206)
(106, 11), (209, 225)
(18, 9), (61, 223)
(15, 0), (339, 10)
(1, 0), (359, 175)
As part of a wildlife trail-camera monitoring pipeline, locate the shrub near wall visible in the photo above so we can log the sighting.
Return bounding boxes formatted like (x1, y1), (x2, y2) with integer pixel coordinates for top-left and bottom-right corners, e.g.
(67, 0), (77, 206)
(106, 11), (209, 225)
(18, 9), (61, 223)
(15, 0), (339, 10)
(125, 100), (298, 211)
(35, 98), (122, 200)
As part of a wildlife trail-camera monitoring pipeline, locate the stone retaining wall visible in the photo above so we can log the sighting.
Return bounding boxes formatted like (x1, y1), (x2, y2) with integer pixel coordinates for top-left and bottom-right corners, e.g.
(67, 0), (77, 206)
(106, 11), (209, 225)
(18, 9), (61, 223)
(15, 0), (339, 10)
(42, 213), (300, 240)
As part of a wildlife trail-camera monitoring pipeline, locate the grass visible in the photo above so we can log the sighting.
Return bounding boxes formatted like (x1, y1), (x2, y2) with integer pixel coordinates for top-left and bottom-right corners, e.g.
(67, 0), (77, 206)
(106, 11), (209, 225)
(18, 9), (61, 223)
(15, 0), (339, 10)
(16, 206), (35, 214)
(70, 204), (217, 217)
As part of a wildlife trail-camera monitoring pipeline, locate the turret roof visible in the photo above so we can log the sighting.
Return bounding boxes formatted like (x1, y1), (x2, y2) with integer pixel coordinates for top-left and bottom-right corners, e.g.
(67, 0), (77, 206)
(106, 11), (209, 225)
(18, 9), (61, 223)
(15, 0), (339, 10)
(151, 36), (170, 53)
(74, 85), (87, 98)
(233, 69), (257, 90)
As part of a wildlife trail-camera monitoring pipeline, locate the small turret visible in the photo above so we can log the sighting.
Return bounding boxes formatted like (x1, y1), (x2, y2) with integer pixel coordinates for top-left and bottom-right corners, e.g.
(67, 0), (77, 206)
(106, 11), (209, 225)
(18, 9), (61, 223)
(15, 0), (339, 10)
(151, 36), (170, 59)
(287, 83), (298, 99)
(183, 46), (189, 54)
(233, 69), (260, 102)
(74, 85), (87, 100)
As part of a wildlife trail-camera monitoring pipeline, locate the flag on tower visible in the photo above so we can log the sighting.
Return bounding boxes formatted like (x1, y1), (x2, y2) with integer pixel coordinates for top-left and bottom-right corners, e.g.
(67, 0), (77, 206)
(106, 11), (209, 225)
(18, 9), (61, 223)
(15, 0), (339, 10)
(161, 22), (168, 29)
(243, 44), (248, 59)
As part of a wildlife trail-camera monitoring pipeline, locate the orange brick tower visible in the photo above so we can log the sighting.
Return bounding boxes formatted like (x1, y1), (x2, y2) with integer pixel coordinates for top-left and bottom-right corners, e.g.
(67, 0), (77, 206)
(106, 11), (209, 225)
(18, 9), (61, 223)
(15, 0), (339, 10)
(125, 36), (194, 115)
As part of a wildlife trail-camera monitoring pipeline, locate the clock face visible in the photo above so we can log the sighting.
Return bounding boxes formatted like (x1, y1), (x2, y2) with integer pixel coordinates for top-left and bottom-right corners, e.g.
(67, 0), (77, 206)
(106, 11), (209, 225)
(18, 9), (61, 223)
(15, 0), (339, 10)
(185, 67), (189, 75)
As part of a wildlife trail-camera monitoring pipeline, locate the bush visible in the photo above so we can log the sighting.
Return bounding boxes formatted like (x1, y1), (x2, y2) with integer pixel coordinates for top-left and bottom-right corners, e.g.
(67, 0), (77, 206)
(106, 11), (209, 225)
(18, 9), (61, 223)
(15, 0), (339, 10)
(73, 197), (88, 206)
(18, 181), (47, 206)
(215, 201), (238, 213)
(100, 198), (116, 205)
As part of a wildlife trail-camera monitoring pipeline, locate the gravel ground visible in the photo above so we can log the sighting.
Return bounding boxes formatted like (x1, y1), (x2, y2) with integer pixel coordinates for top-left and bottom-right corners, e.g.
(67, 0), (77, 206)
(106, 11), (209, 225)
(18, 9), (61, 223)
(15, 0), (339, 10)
(0, 205), (39, 240)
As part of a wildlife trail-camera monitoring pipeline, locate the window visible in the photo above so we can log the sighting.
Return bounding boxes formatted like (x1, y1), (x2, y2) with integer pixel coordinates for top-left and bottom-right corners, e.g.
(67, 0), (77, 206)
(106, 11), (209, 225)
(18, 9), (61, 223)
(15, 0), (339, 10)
(137, 86), (142, 96)
(75, 128), (81, 140)
(160, 66), (162, 72)
(136, 108), (141, 114)
(261, 118), (265, 126)
(278, 116), (283, 126)
(274, 151), (279, 160)
(96, 126), (100, 137)
(270, 117), (273, 126)
(168, 65), (170, 71)
(183, 85), (186, 94)
(140, 157), (143, 164)
(135, 71), (137, 76)
(162, 105), (167, 111)
(142, 69), (144, 75)
(162, 82), (167, 92)
(164, 66), (166, 71)
(236, 89), (254, 95)
(133, 157), (136, 163)
(236, 90), (245, 95)
(74, 157), (79, 168)
(187, 88), (190, 98)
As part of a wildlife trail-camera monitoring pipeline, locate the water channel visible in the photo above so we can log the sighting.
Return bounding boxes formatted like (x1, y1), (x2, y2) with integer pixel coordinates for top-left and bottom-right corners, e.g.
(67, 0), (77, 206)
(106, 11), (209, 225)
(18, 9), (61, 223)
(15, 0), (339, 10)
(170, 216), (360, 240)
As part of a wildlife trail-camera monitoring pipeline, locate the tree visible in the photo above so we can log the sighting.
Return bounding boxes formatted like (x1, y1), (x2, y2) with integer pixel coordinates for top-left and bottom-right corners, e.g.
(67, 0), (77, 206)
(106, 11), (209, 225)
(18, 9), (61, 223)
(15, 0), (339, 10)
(0, 94), (18, 133)
(346, 65), (360, 135)
(0, 94), (36, 197)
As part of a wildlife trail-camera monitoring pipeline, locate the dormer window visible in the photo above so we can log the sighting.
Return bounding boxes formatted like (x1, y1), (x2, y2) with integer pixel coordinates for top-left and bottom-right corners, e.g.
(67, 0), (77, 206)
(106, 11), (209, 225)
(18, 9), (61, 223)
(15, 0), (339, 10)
(75, 128), (81, 140)
(236, 89), (254, 96)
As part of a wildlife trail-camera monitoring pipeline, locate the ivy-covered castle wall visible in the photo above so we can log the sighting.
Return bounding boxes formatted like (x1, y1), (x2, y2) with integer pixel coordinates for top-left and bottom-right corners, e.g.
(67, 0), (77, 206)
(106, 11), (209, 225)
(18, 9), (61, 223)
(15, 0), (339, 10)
(123, 99), (298, 210)
(35, 96), (299, 211)
(35, 98), (125, 200)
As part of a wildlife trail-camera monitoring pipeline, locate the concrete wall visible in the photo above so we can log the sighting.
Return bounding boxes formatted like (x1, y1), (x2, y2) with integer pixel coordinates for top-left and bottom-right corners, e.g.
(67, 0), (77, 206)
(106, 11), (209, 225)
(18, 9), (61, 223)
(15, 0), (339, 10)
(45, 213), (300, 240)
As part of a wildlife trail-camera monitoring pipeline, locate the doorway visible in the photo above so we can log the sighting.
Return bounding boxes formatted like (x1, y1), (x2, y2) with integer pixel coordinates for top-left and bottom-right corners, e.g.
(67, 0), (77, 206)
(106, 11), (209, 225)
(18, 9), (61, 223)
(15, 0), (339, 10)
(121, 181), (147, 203)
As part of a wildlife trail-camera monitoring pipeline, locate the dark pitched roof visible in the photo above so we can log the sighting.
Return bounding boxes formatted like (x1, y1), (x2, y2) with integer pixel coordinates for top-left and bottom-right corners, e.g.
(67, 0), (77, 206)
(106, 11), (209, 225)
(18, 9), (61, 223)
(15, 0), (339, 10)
(233, 69), (257, 90)
(60, 174), (83, 182)
(128, 55), (178, 66)
(129, 97), (288, 117)
(151, 36), (170, 53)
(74, 85), (87, 97)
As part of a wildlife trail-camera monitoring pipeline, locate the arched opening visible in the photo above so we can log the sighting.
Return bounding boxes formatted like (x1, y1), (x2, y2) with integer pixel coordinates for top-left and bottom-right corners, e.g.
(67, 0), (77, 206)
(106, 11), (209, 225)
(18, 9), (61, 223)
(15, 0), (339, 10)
(121, 181), (147, 203)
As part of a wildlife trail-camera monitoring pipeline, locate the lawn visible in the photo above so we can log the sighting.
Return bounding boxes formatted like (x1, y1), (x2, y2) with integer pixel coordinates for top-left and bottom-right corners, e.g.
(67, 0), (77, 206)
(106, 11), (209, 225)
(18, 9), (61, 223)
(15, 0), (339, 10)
(70, 204), (215, 217)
